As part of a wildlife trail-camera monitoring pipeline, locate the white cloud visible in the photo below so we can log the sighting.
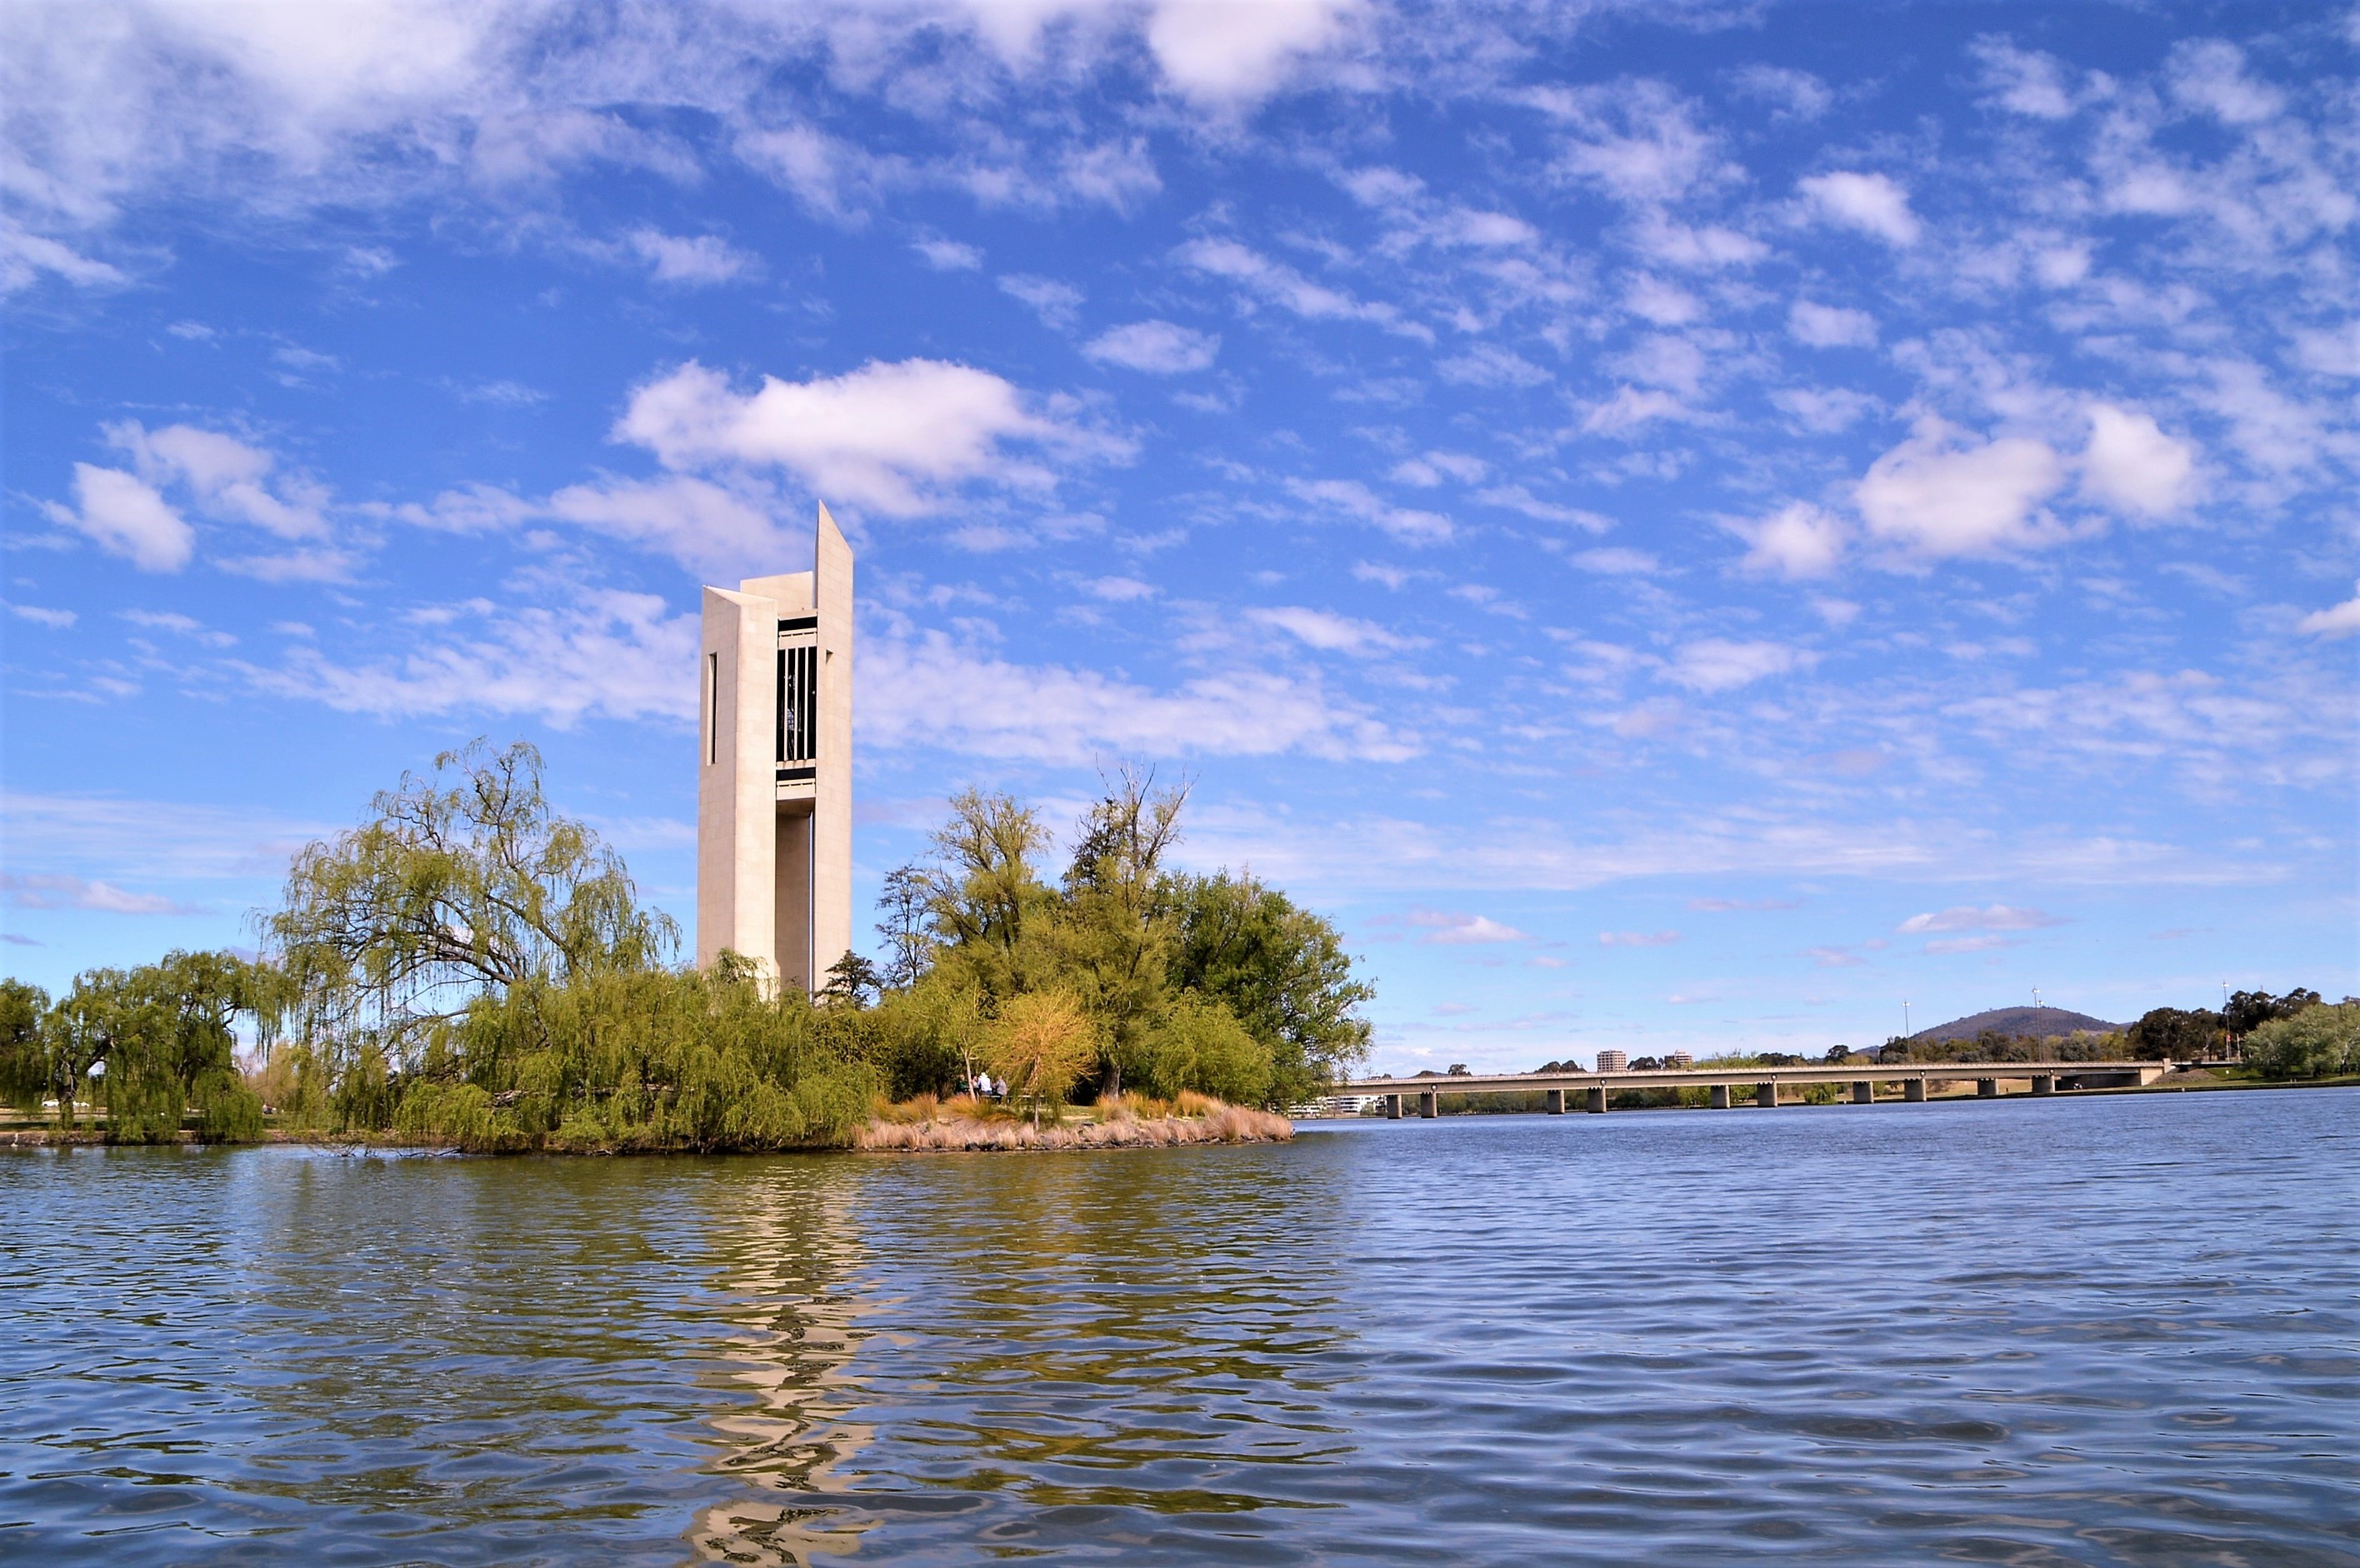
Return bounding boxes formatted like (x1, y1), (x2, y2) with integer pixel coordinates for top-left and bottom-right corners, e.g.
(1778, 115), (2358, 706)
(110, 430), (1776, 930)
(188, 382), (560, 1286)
(1437, 343), (1548, 387)
(1178, 237), (1422, 337)
(1568, 548), (1657, 575)
(1924, 935), (2020, 955)
(1598, 929), (1680, 947)
(1391, 451), (1488, 487)
(862, 629), (1413, 763)
(1731, 64), (1830, 121)
(1726, 502), (1847, 580)
(239, 591), (698, 729)
(1407, 909), (1528, 945)
(1082, 576), (1155, 602)
(1663, 638), (1816, 692)
(0, 871), (199, 916)
(913, 238), (982, 270)
(1772, 387), (1876, 433)
(9, 605), (78, 629)
(2079, 403), (2198, 518)
(107, 421), (328, 539)
(1798, 171), (1921, 246)
(2297, 584), (2360, 639)
(1287, 477), (1452, 543)
(1142, 0), (1359, 104)
(2289, 324), (2360, 377)
(1581, 386), (1691, 436)
(543, 474), (798, 576)
(1898, 904), (2062, 934)
(1970, 38), (2077, 119)
(1629, 212), (1768, 270)
(1624, 273), (1701, 326)
(2166, 38), (2283, 125)
(1246, 605), (1412, 653)
(1540, 79), (1731, 205)
(41, 464), (195, 572)
(1, 219), (128, 294)
(1082, 319), (1219, 373)
(1476, 487), (1608, 531)
(1788, 299), (1878, 347)
(999, 273), (1082, 327)
(1855, 417), (2067, 557)
(614, 357), (1118, 516)
(626, 228), (754, 285)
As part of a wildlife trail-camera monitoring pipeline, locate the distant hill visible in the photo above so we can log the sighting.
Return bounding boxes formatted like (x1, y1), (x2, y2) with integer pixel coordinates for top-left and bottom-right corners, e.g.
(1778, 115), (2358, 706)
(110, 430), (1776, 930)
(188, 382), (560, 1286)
(1912, 1006), (2122, 1043)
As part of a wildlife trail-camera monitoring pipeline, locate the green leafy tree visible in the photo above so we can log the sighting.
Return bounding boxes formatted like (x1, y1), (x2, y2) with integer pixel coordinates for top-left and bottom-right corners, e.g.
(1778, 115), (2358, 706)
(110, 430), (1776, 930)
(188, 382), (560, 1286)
(2225, 988), (2322, 1042)
(875, 865), (934, 989)
(821, 951), (882, 1009)
(0, 980), (48, 1112)
(2242, 1001), (2358, 1080)
(2127, 1006), (2222, 1061)
(1165, 872), (1372, 1104)
(1052, 767), (1188, 1097)
(262, 739), (676, 1103)
(915, 789), (1058, 1001)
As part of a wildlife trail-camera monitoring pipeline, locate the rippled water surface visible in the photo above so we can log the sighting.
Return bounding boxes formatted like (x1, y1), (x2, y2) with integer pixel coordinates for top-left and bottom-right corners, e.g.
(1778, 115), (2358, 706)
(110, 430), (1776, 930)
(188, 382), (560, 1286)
(6, 1089), (2357, 1566)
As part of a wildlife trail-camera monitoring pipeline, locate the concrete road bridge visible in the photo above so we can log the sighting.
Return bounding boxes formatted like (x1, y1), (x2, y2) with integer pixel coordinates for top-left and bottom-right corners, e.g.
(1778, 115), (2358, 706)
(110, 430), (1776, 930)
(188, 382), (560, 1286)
(1344, 1061), (2172, 1118)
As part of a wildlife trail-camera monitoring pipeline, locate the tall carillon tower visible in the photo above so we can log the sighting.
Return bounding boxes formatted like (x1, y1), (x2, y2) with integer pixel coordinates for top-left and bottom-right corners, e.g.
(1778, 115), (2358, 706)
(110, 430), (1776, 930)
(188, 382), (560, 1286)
(696, 503), (853, 992)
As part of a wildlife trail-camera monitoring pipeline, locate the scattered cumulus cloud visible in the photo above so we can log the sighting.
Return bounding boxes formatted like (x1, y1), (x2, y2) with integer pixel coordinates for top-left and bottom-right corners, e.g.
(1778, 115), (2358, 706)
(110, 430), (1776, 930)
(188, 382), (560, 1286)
(912, 238), (982, 270)
(1288, 477), (1452, 544)
(1898, 904), (2063, 934)
(626, 228), (755, 285)
(1663, 638), (1816, 692)
(2296, 583), (2360, 639)
(1082, 319), (1219, 373)
(1, 871), (200, 916)
(1408, 909), (1528, 945)
(40, 465), (194, 572)
(1788, 299), (1878, 347)
(1598, 929), (1681, 946)
(1798, 171), (1922, 246)
(1855, 416), (2067, 557)
(613, 357), (1123, 517)
(2079, 403), (2198, 518)
(1727, 502), (1847, 580)
(1247, 605), (1414, 653)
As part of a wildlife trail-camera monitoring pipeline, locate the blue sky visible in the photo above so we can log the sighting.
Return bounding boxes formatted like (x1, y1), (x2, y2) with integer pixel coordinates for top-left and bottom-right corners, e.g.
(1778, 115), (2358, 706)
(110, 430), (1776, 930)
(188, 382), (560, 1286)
(3, 0), (2353, 1071)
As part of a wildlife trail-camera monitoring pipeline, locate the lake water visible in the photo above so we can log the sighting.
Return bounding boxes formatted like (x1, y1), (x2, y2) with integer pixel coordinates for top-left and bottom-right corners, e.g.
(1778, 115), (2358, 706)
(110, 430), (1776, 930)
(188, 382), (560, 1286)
(6, 1088), (2357, 1566)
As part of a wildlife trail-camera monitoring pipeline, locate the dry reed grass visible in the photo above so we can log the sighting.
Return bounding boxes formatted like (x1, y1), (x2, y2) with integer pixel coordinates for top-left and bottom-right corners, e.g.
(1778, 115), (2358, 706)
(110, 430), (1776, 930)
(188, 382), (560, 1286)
(853, 1096), (1292, 1153)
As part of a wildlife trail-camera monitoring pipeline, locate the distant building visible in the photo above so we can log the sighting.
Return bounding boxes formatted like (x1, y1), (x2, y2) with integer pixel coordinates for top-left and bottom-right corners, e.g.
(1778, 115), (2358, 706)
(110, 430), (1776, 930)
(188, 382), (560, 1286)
(1665, 1050), (1694, 1069)
(1596, 1050), (1628, 1071)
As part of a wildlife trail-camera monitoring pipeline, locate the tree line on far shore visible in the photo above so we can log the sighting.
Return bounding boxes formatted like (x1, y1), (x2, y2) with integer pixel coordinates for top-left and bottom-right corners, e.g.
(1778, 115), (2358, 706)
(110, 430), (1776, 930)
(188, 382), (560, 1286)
(0, 742), (1372, 1151)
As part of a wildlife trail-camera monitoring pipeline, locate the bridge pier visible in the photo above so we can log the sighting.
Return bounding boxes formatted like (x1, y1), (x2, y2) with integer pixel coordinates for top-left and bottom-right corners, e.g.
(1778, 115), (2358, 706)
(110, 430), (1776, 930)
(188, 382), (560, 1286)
(1755, 1081), (1778, 1108)
(1382, 1094), (1401, 1119)
(1545, 1088), (1565, 1115)
(1904, 1079), (1928, 1102)
(2032, 1076), (2054, 1096)
(1586, 1086), (1608, 1114)
(1852, 1080), (1872, 1104)
(1978, 1078), (1999, 1098)
(1418, 1090), (1438, 1119)
(1709, 1083), (1730, 1109)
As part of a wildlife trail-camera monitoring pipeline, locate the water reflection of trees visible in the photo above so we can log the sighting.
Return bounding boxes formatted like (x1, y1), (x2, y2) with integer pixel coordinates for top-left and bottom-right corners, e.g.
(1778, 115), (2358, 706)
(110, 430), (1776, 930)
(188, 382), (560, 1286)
(691, 1161), (877, 1566)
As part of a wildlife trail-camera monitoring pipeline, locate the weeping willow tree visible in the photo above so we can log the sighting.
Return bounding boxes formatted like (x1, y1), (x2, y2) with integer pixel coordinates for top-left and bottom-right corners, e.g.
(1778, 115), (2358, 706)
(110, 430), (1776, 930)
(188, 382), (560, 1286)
(258, 740), (872, 1150)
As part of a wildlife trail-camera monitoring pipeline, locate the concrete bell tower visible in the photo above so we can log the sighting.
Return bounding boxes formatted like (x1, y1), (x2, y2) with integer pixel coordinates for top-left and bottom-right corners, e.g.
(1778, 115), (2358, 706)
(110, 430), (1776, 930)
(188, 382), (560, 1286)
(696, 503), (853, 993)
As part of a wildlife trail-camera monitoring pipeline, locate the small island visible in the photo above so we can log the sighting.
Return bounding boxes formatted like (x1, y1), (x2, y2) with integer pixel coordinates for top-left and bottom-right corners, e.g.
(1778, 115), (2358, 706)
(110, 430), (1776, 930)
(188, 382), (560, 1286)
(0, 742), (1368, 1154)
